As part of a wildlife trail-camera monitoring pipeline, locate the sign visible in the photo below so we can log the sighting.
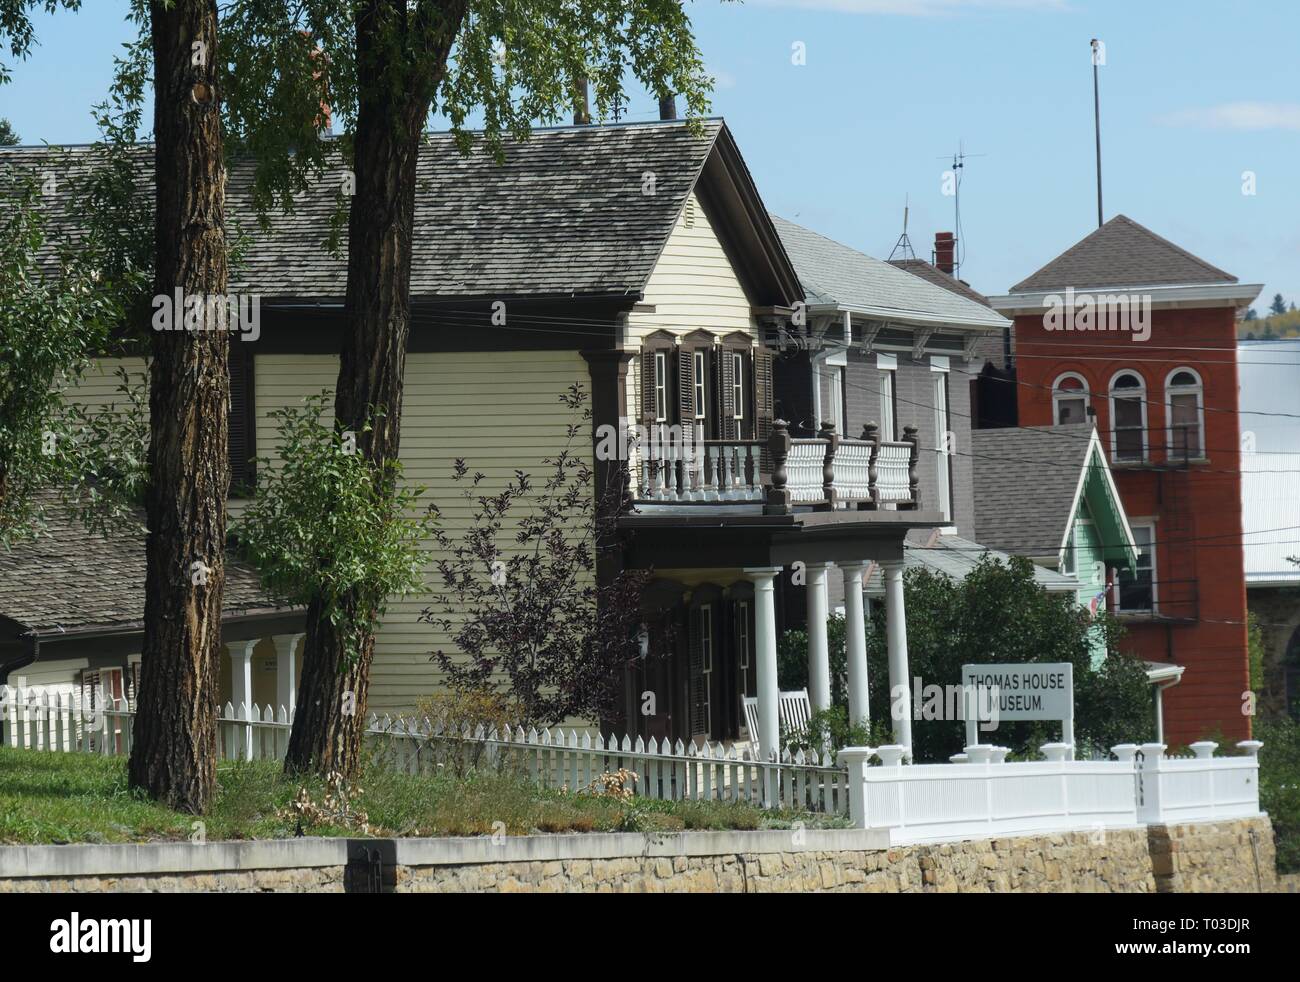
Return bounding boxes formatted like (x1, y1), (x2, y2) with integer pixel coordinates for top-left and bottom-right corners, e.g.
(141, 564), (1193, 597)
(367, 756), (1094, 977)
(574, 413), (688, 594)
(961, 662), (1074, 748)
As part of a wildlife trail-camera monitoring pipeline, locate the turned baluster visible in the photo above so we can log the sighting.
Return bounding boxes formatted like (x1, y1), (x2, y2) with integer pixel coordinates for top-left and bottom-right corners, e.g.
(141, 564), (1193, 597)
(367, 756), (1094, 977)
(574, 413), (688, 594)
(818, 421), (839, 510)
(902, 424), (920, 510)
(765, 419), (792, 515)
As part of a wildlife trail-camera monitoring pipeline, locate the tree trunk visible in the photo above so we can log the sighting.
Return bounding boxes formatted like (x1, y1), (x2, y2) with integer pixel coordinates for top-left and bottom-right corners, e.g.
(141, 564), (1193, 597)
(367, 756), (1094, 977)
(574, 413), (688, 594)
(285, 0), (463, 776)
(128, 0), (229, 814)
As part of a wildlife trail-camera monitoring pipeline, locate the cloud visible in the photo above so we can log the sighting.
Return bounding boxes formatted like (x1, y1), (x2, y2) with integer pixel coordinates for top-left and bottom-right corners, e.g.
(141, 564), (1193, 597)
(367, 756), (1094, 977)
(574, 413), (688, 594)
(1157, 102), (1300, 132)
(709, 66), (738, 90)
(748, 0), (1067, 14)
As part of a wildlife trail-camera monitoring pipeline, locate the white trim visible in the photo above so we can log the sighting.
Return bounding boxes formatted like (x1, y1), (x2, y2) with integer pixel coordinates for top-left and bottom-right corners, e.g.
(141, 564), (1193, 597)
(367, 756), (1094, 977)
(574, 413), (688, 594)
(988, 282), (1265, 315)
(1108, 369), (1149, 463)
(801, 301), (1009, 332)
(1056, 428), (1138, 564)
(876, 352), (897, 371)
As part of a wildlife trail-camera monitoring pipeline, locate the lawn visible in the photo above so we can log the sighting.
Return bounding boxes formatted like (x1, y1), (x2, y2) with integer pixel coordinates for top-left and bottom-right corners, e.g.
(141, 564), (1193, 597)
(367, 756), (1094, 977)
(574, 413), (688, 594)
(0, 747), (849, 845)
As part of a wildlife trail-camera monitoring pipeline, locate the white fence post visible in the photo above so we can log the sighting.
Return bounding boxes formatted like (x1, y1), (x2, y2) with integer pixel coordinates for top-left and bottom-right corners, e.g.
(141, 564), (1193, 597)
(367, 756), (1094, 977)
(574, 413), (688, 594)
(839, 747), (873, 829)
(1136, 742), (1166, 823)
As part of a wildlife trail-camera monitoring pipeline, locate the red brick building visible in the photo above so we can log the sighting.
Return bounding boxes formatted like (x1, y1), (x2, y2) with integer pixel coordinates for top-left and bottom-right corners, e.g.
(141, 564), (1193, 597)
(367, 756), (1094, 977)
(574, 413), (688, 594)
(989, 216), (1262, 747)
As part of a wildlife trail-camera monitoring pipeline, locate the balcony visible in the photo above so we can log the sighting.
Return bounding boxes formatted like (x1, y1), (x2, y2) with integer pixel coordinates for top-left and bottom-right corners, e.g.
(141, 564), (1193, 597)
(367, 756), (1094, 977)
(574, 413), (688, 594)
(1109, 424), (1208, 471)
(631, 420), (921, 514)
(1115, 578), (1200, 624)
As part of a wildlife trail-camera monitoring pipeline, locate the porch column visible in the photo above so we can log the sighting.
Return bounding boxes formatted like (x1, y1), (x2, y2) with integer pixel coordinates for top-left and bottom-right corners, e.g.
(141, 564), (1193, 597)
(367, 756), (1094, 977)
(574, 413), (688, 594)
(744, 567), (782, 768)
(840, 562), (869, 728)
(805, 562), (833, 714)
(882, 560), (913, 755)
(228, 639), (256, 761)
(273, 633), (303, 717)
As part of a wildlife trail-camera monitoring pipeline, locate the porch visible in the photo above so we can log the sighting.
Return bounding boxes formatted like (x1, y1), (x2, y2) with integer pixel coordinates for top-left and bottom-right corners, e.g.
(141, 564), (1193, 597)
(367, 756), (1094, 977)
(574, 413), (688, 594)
(618, 507), (946, 769)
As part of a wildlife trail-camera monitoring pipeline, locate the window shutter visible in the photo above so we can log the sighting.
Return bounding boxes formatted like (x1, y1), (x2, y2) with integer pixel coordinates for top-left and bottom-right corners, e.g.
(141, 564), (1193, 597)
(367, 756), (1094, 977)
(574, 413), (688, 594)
(676, 346), (694, 423)
(718, 351), (737, 440)
(640, 350), (658, 427)
(80, 670), (101, 713)
(754, 348), (774, 477)
(228, 349), (255, 494)
(688, 609), (707, 737)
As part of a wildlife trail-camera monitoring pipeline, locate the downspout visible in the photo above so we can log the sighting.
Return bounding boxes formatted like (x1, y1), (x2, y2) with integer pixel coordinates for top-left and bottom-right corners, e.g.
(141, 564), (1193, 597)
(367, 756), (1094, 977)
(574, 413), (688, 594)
(1153, 677), (1182, 744)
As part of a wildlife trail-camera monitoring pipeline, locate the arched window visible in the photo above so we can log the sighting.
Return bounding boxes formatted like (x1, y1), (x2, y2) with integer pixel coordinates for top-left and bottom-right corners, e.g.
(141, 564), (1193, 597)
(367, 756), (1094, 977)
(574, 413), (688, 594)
(1052, 372), (1091, 425)
(1165, 367), (1205, 461)
(1109, 370), (1148, 462)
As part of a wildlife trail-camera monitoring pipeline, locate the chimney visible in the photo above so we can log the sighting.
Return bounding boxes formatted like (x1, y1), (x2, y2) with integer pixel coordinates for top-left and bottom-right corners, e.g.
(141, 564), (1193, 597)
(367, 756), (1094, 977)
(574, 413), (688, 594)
(658, 93), (677, 121)
(934, 231), (956, 275)
(574, 78), (591, 126)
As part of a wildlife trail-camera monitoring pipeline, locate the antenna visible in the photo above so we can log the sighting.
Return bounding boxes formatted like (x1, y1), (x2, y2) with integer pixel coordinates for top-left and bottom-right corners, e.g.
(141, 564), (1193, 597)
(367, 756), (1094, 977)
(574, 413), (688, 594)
(1090, 38), (1104, 227)
(934, 141), (986, 279)
(888, 195), (916, 261)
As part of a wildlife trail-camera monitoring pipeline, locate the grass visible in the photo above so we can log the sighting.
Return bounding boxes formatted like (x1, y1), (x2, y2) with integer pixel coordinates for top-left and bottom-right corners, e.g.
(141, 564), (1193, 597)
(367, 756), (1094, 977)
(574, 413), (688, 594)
(0, 746), (849, 845)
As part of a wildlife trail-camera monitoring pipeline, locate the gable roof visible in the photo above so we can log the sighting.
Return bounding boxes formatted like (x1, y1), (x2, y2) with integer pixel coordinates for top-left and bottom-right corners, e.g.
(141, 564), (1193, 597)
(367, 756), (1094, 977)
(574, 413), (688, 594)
(1009, 214), (1237, 293)
(887, 258), (994, 308)
(0, 497), (296, 639)
(1, 119), (802, 306)
(970, 423), (1135, 568)
(770, 216), (1010, 331)
(862, 533), (1081, 596)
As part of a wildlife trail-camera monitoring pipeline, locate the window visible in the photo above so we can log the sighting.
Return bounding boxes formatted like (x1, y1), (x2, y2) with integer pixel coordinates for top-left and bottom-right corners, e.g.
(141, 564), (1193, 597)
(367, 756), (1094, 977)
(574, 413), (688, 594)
(693, 351), (707, 420)
(931, 362), (953, 522)
(654, 351), (667, 423)
(690, 604), (713, 737)
(228, 349), (256, 495)
(877, 353), (897, 440)
(1118, 523), (1155, 612)
(1052, 372), (1090, 425)
(1109, 371), (1148, 462)
(1165, 367), (1205, 461)
(829, 366), (845, 435)
(731, 352), (744, 421)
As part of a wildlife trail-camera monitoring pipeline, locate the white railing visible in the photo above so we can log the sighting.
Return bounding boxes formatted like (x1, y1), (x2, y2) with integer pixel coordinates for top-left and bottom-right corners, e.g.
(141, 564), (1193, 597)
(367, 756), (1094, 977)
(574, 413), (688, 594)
(786, 439), (826, 503)
(0, 686), (849, 814)
(636, 435), (764, 503)
(840, 740), (1264, 844)
(874, 442), (912, 502)
(834, 439), (873, 501)
(1130, 741), (1264, 825)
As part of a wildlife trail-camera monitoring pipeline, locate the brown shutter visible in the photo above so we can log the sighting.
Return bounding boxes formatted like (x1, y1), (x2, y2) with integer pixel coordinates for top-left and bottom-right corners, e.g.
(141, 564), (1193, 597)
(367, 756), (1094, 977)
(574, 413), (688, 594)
(755, 348), (774, 477)
(80, 670), (101, 712)
(688, 608), (707, 737)
(676, 346), (694, 424)
(719, 350), (737, 440)
(228, 349), (256, 494)
(640, 347), (658, 427)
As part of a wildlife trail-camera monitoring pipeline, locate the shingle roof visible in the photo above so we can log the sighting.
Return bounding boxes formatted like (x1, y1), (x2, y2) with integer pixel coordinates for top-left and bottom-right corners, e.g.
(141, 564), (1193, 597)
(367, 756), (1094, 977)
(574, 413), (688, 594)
(770, 216), (1009, 330)
(1009, 214), (1237, 293)
(863, 533), (1079, 595)
(0, 497), (296, 636)
(970, 424), (1098, 559)
(887, 258), (993, 308)
(2, 119), (728, 301)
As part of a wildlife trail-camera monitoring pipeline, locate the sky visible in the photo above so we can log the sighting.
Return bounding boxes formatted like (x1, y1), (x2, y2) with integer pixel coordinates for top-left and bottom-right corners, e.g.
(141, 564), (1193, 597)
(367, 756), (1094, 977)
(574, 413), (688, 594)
(1, 0), (1297, 310)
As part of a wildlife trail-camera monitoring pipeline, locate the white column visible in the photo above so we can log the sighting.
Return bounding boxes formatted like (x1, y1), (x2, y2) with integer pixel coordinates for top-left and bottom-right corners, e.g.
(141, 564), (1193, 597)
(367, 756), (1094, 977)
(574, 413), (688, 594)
(273, 633), (302, 717)
(805, 562), (833, 714)
(228, 639), (256, 761)
(840, 562), (869, 729)
(882, 560), (912, 755)
(744, 567), (782, 768)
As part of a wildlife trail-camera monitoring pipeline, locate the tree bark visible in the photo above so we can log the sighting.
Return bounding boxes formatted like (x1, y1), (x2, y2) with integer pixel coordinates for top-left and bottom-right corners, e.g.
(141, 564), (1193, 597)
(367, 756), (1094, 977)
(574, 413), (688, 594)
(128, 0), (229, 813)
(285, 0), (465, 776)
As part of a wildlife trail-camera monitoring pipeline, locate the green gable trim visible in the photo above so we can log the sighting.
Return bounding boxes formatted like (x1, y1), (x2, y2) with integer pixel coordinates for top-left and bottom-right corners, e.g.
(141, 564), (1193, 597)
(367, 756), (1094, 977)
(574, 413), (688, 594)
(1078, 440), (1138, 574)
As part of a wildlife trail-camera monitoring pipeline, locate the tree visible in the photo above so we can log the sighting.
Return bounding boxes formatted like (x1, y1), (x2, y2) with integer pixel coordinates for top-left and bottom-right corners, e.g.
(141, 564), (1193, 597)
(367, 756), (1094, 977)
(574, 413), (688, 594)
(126, 0), (232, 814)
(221, 1), (711, 776)
(1271, 293), (1287, 317)
(862, 555), (1152, 762)
(420, 385), (651, 729)
(0, 117), (18, 145)
(1244, 307), (1257, 321)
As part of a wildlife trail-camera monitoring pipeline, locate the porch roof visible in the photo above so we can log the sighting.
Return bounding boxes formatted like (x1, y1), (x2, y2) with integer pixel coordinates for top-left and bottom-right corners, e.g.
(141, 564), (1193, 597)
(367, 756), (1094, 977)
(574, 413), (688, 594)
(862, 533), (1081, 596)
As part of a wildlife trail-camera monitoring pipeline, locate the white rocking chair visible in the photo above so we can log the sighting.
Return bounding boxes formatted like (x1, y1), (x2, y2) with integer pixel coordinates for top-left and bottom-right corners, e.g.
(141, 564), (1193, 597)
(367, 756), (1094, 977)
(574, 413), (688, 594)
(743, 688), (812, 752)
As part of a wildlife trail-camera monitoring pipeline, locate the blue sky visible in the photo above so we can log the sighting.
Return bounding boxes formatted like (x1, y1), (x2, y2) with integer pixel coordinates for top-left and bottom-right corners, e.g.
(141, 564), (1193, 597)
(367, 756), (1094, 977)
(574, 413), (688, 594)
(2, 0), (1297, 307)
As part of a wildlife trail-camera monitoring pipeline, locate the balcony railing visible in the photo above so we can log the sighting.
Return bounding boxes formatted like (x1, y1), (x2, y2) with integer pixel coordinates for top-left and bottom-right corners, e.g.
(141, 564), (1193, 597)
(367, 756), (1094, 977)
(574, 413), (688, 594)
(1114, 577), (1200, 623)
(1110, 423), (1206, 468)
(633, 420), (920, 514)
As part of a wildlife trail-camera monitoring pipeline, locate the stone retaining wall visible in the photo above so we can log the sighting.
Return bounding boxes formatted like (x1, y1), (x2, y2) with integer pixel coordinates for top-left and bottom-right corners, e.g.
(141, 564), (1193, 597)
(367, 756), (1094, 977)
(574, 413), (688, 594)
(0, 817), (1277, 893)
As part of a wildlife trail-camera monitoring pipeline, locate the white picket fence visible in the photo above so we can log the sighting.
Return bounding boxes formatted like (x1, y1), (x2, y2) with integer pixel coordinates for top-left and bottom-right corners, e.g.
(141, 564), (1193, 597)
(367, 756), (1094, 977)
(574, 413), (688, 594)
(840, 739), (1265, 844)
(0, 687), (851, 814)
